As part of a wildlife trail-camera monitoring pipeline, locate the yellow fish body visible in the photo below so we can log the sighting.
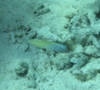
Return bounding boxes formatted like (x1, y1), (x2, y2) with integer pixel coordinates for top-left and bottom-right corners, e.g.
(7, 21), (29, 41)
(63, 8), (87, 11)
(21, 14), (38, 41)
(28, 39), (68, 52)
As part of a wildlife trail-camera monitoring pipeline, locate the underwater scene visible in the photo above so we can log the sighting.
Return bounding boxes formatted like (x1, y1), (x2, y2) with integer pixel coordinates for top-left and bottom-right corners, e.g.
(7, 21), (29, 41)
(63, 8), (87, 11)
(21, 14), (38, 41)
(0, 0), (100, 90)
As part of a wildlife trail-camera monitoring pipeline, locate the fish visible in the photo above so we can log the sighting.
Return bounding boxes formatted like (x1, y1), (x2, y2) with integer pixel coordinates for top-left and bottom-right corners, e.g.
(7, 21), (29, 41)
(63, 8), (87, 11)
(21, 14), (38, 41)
(28, 39), (68, 52)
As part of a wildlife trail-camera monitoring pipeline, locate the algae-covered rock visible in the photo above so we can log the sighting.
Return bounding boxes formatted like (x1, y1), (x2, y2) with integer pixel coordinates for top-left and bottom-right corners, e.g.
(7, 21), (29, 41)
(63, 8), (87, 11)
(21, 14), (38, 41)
(15, 61), (29, 76)
(72, 69), (98, 81)
(52, 53), (73, 70)
(33, 3), (50, 16)
(70, 54), (88, 69)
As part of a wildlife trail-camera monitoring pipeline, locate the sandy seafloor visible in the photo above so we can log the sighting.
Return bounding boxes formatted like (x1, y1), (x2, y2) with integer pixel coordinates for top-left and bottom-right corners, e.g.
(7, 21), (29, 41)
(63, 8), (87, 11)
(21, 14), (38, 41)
(1, 0), (100, 90)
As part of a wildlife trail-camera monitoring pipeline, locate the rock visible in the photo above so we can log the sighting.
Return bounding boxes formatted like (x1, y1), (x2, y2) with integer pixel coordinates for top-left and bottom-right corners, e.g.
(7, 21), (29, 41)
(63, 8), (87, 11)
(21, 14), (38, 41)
(72, 69), (98, 81)
(15, 61), (29, 76)
(21, 43), (29, 52)
(27, 30), (37, 39)
(9, 32), (16, 43)
(34, 3), (50, 16)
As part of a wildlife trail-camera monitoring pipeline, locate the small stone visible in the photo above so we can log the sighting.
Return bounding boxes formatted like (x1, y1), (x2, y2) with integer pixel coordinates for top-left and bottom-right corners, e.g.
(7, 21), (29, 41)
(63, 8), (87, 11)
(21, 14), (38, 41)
(16, 38), (23, 43)
(15, 62), (29, 76)
(15, 30), (23, 37)
(27, 30), (37, 39)
(9, 32), (16, 43)
(21, 43), (29, 52)
(72, 69), (97, 81)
